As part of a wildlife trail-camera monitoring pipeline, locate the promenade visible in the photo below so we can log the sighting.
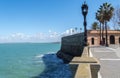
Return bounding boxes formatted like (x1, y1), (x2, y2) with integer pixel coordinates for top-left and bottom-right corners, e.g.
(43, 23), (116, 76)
(90, 45), (120, 78)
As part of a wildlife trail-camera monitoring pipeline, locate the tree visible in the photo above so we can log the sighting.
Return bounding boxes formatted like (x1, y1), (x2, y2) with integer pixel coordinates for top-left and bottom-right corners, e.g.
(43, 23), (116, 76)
(112, 6), (120, 30)
(80, 28), (82, 33)
(102, 3), (114, 46)
(96, 7), (104, 45)
(75, 27), (78, 33)
(91, 22), (99, 30)
(96, 3), (114, 46)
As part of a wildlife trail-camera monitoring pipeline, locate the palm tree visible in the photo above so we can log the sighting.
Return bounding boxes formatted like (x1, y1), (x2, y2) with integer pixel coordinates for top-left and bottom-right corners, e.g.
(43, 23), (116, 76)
(102, 3), (114, 46)
(96, 8), (104, 45)
(102, 22), (105, 45)
(75, 27), (78, 33)
(80, 28), (82, 33)
(91, 22), (99, 30)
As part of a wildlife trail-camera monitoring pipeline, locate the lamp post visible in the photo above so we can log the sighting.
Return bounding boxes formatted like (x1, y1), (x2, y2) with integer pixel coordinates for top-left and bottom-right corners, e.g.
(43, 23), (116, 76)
(81, 2), (88, 46)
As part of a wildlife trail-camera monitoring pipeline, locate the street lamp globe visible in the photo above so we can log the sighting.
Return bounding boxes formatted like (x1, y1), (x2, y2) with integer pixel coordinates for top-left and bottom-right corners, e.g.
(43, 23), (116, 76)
(82, 2), (88, 16)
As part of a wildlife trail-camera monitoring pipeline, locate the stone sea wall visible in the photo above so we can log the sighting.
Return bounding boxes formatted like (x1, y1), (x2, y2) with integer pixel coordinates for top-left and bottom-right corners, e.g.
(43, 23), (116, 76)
(57, 33), (84, 63)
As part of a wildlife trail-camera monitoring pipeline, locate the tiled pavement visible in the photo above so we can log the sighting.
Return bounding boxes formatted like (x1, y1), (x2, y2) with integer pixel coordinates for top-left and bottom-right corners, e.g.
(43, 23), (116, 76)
(90, 46), (120, 78)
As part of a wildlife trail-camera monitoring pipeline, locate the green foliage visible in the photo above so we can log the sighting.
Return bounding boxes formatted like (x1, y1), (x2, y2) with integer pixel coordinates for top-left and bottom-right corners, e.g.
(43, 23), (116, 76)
(102, 3), (114, 22)
(75, 27), (78, 32)
(91, 22), (99, 30)
(96, 2), (114, 23)
(95, 2), (114, 46)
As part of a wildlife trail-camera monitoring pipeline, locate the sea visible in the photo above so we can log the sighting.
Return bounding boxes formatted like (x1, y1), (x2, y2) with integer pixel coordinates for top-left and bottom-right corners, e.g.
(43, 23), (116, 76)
(0, 43), (72, 78)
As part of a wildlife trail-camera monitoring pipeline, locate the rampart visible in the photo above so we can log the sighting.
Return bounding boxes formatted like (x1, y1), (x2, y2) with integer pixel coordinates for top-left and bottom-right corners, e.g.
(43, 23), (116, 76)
(56, 33), (100, 78)
(56, 33), (84, 62)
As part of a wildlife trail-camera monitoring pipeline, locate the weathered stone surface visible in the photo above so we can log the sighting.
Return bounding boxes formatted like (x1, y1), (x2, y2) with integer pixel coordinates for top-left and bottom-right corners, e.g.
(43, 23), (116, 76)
(56, 33), (84, 63)
(70, 57), (98, 64)
(90, 63), (100, 78)
(69, 47), (100, 78)
(74, 64), (91, 78)
(56, 50), (73, 63)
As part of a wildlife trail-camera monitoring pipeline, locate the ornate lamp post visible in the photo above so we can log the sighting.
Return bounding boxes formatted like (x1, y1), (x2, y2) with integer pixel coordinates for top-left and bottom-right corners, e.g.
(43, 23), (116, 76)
(81, 2), (88, 46)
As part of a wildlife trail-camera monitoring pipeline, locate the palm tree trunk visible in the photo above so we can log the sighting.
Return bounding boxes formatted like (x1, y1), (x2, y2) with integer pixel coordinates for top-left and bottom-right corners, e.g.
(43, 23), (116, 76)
(100, 23), (102, 45)
(102, 23), (104, 45)
(105, 21), (109, 46)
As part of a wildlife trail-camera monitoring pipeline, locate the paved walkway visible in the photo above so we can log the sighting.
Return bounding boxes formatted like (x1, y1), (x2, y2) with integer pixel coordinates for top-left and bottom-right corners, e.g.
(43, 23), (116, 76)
(90, 45), (120, 78)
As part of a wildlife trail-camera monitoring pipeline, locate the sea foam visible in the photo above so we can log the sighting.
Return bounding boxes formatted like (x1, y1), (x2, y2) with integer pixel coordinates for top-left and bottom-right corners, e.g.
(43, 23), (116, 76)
(35, 54), (44, 58)
(32, 53), (73, 78)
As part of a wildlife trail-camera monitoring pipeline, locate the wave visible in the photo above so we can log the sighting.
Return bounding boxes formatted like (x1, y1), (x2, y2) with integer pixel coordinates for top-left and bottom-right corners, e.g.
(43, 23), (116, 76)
(35, 52), (56, 58)
(35, 54), (44, 58)
(32, 53), (73, 78)
(33, 52), (61, 64)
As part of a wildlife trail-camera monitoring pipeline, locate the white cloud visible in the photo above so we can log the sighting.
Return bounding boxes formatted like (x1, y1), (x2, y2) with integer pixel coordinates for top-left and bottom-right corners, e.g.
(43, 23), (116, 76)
(0, 28), (77, 43)
(0, 32), (60, 43)
(50, 32), (58, 38)
(10, 33), (26, 39)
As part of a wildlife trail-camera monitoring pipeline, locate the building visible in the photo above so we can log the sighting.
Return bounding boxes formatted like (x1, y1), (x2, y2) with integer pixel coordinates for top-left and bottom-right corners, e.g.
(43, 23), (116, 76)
(87, 30), (120, 46)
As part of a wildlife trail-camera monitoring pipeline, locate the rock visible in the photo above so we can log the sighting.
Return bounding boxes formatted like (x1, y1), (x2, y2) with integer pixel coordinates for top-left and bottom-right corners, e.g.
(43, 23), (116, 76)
(56, 50), (73, 63)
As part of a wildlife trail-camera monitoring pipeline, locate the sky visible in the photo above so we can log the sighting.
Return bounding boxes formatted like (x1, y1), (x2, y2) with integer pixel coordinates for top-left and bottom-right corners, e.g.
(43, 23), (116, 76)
(0, 0), (120, 43)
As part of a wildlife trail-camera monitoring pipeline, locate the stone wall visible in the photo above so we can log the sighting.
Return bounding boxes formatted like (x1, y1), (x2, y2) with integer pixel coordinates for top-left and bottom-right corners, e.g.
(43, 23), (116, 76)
(70, 47), (100, 78)
(56, 33), (84, 63)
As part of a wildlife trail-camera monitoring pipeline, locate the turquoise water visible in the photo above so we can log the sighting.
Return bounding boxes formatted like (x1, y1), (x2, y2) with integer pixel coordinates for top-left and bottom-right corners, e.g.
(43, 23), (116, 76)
(0, 43), (72, 78)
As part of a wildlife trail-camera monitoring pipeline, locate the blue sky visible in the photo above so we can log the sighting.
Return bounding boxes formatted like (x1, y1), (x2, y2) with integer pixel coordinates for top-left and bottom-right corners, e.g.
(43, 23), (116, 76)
(0, 0), (120, 43)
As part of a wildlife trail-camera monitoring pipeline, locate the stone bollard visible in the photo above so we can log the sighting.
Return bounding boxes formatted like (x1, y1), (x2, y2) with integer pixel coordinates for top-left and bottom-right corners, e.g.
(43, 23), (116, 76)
(90, 63), (100, 78)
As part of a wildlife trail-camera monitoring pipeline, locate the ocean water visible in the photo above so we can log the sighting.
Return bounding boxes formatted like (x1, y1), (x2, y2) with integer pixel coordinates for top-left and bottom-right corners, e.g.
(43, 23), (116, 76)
(0, 43), (72, 78)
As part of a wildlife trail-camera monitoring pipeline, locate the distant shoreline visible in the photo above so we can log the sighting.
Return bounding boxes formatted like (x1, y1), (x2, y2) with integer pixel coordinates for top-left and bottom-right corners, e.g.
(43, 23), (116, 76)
(0, 42), (61, 44)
